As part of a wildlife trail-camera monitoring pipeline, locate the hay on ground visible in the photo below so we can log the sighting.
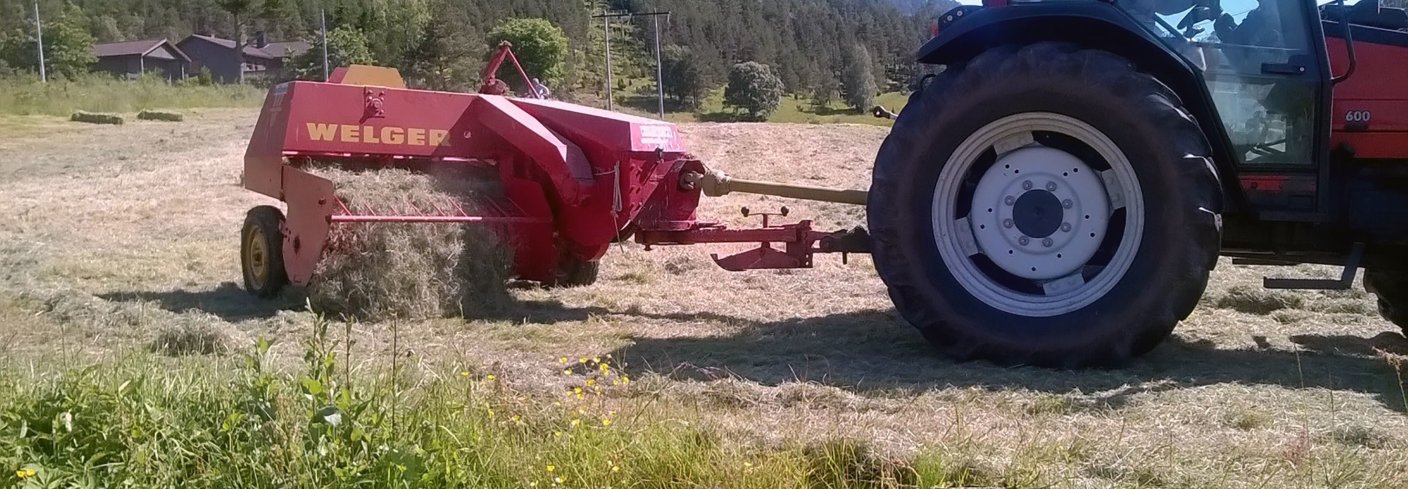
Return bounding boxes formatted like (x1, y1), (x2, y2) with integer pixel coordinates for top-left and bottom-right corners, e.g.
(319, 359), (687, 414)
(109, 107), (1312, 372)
(305, 166), (513, 321)
(70, 111), (124, 125)
(136, 109), (184, 122)
(149, 323), (233, 356)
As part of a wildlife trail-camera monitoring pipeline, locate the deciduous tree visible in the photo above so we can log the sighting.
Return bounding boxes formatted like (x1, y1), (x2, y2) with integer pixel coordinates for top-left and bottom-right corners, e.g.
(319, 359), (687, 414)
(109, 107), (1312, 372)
(723, 61), (784, 121)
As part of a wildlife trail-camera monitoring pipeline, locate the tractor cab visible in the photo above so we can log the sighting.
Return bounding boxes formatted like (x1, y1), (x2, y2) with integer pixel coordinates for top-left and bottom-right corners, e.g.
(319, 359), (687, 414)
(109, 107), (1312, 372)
(1125, 0), (1324, 170)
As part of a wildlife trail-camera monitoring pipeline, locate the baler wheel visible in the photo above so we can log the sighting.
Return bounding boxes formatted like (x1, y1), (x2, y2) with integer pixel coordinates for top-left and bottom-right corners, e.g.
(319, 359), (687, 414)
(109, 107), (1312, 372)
(1365, 271), (1408, 335)
(241, 205), (289, 298)
(867, 43), (1223, 367)
(550, 256), (599, 288)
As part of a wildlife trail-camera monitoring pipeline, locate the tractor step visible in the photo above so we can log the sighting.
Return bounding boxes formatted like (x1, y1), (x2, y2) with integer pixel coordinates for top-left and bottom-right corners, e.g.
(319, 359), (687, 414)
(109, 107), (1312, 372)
(1262, 242), (1365, 291)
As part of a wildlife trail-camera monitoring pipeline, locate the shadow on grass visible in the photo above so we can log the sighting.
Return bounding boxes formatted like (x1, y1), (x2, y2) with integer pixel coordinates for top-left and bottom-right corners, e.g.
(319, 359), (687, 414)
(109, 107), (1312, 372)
(98, 282), (299, 321)
(548, 304), (1408, 411)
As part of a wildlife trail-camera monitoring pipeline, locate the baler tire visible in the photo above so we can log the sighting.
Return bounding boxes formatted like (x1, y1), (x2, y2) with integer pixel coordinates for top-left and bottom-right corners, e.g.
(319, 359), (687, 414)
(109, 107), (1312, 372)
(551, 257), (599, 288)
(1365, 271), (1408, 335)
(241, 205), (289, 298)
(868, 43), (1223, 368)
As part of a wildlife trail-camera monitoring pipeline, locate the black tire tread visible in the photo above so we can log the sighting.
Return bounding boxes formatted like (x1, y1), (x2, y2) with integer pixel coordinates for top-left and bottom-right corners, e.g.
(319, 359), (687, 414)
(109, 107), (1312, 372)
(241, 205), (289, 298)
(1365, 270), (1408, 335)
(869, 42), (1223, 367)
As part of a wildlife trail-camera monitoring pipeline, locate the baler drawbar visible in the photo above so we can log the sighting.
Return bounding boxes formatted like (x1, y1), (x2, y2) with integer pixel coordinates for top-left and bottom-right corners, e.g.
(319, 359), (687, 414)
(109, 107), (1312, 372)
(239, 45), (869, 296)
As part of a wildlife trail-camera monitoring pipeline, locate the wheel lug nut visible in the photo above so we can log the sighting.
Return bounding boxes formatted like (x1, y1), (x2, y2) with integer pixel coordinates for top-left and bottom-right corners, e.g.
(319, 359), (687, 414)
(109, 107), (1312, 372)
(1018, 236), (1030, 246)
(1003, 219), (1014, 228)
(1022, 181), (1033, 191)
(1042, 238), (1053, 247)
(1061, 223), (1072, 232)
(1005, 196), (1015, 205)
(1045, 182), (1057, 192)
(1062, 199), (1073, 209)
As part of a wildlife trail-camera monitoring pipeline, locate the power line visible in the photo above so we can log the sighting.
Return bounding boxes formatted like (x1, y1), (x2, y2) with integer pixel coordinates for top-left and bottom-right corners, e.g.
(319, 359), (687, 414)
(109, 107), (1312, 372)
(591, 11), (671, 118)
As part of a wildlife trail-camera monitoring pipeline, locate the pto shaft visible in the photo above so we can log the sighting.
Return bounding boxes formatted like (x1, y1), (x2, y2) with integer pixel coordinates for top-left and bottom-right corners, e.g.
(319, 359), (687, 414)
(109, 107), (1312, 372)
(696, 169), (868, 206)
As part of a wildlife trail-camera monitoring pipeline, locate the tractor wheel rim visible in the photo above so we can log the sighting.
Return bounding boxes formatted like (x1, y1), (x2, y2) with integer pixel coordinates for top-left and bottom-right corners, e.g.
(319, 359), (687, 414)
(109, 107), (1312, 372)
(246, 226), (269, 289)
(931, 112), (1145, 317)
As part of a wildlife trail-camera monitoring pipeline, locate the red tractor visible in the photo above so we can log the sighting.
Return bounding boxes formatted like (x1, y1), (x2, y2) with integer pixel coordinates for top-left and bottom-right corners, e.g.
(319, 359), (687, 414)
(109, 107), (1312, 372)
(870, 0), (1408, 366)
(240, 0), (1408, 368)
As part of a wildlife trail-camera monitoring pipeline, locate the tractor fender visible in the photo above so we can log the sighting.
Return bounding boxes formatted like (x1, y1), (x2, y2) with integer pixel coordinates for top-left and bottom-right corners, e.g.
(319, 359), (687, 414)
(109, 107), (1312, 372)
(916, 3), (1244, 212)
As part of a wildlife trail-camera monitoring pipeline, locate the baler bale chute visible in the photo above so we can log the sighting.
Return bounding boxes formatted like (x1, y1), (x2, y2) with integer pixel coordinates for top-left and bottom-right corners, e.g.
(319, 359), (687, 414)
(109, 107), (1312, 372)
(238, 42), (871, 304)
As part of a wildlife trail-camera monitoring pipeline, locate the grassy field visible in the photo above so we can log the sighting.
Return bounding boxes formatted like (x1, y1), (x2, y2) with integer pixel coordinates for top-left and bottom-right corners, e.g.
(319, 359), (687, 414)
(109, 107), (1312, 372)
(2, 109), (1408, 488)
(0, 75), (265, 117)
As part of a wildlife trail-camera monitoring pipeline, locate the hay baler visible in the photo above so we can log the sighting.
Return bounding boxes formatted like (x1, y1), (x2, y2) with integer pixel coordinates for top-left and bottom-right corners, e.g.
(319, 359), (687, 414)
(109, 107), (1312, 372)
(239, 45), (866, 299)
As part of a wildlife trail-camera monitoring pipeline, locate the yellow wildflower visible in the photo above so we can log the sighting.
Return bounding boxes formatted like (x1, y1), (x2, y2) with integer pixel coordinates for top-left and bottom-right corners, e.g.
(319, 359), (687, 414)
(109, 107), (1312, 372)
(571, 419), (581, 427)
(579, 357), (588, 364)
(547, 465), (556, 472)
(612, 465), (620, 472)
(592, 356), (601, 363)
(559, 357), (567, 364)
(459, 371), (469, 377)
(586, 379), (596, 387)
(576, 393), (584, 400)
(602, 418), (612, 427)
(486, 374), (496, 381)
(16, 468), (37, 479)
(554, 431), (563, 438)
(573, 387), (582, 394)
(562, 369), (572, 376)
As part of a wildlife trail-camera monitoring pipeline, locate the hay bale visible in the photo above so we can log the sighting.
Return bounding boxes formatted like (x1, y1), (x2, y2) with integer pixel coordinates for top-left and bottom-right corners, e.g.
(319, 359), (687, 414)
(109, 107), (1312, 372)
(305, 166), (513, 321)
(70, 111), (124, 125)
(136, 109), (184, 122)
(150, 322), (233, 356)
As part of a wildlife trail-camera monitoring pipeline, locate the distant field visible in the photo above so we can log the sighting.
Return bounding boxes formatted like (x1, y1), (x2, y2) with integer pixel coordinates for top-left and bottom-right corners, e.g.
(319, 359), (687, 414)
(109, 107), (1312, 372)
(2, 108), (1408, 487)
(613, 86), (910, 126)
(0, 75), (265, 116)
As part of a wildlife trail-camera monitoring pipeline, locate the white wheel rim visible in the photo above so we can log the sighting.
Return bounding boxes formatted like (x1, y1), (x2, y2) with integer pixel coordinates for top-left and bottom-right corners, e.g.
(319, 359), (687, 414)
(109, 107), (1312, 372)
(931, 112), (1145, 317)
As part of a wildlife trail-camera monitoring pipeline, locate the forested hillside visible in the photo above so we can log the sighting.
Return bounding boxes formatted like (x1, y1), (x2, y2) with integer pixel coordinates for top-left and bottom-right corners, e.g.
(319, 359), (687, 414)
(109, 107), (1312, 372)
(0, 0), (960, 104)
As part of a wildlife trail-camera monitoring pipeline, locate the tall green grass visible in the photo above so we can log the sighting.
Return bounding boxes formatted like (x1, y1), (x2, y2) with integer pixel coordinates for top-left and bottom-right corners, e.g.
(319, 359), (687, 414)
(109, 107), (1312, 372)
(0, 74), (264, 116)
(0, 313), (986, 489)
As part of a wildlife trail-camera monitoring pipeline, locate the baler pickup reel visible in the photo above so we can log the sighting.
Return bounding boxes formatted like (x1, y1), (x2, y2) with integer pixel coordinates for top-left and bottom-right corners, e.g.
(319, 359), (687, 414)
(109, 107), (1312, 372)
(238, 44), (873, 296)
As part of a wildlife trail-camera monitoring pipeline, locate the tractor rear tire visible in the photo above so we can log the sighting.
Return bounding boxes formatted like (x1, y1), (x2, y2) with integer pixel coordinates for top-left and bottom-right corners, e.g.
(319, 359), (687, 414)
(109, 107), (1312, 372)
(868, 43), (1223, 367)
(241, 206), (289, 298)
(1365, 270), (1408, 335)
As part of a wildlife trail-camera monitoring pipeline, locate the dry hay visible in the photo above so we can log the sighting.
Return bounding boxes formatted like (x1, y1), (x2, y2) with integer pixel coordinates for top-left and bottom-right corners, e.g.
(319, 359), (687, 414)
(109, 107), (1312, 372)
(150, 322), (233, 356)
(306, 166), (513, 321)
(136, 109), (184, 122)
(69, 111), (124, 125)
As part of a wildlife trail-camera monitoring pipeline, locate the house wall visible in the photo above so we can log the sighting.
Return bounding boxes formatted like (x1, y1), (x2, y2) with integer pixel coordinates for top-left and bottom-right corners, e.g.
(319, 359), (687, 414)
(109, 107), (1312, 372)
(94, 55), (141, 79)
(94, 54), (186, 81)
(179, 39), (243, 83)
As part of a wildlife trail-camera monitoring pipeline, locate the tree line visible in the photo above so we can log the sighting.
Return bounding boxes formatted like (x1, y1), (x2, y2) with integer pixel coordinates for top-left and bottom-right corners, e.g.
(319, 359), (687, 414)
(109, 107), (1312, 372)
(0, 0), (960, 117)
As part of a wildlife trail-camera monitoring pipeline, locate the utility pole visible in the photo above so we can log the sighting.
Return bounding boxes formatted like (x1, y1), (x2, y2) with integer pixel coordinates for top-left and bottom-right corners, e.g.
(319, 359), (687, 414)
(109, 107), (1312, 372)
(602, 13), (613, 110)
(33, 0), (46, 83)
(653, 14), (665, 119)
(593, 11), (671, 118)
(320, 9), (329, 81)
